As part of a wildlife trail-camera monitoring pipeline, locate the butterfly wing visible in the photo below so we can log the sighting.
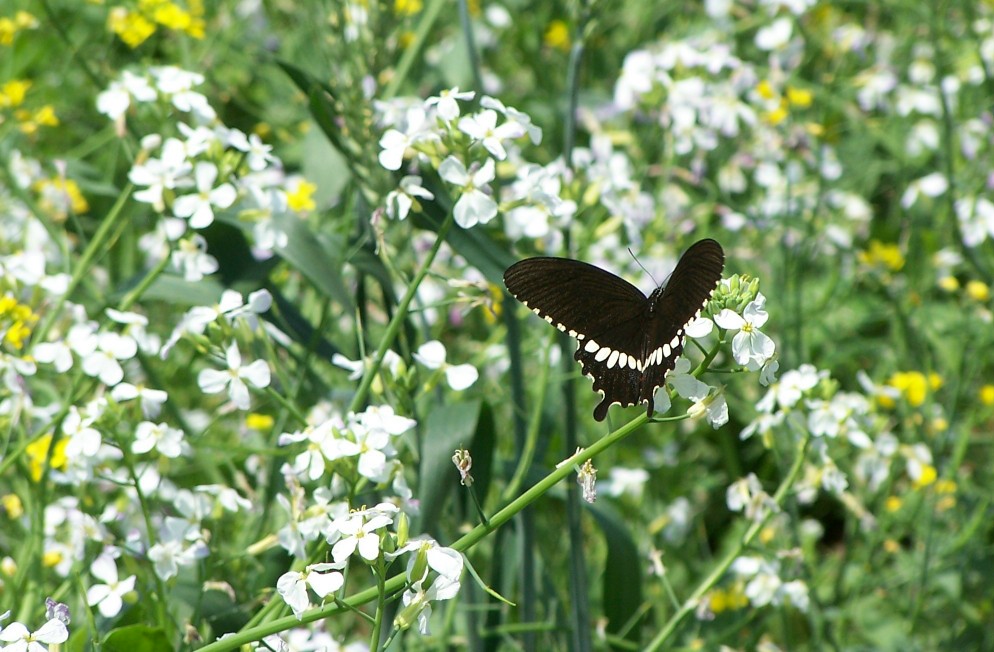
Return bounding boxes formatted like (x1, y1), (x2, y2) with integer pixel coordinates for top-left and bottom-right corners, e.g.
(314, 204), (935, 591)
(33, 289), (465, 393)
(504, 239), (724, 422)
(638, 238), (725, 412)
(504, 257), (649, 420)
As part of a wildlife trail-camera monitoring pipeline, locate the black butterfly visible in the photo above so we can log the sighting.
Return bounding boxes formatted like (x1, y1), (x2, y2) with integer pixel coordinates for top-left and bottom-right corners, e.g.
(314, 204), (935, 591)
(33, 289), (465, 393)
(503, 239), (724, 421)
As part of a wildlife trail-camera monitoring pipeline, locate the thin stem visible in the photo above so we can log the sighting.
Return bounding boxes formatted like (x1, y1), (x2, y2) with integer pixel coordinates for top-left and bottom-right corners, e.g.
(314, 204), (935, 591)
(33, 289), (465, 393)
(33, 184), (135, 344)
(347, 213), (455, 414)
(369, 563), (387, 651)
(644, 433), (812, 651)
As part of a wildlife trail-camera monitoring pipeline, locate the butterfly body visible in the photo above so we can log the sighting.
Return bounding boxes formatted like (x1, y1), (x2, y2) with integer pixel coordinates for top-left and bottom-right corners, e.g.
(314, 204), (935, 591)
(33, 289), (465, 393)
(504, 239), (724, 421)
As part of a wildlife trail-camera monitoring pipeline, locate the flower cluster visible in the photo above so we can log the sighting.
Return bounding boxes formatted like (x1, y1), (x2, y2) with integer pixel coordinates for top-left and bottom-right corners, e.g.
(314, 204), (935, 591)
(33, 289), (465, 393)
(97, 66), (312, 281)
(376, 89), (568, 232)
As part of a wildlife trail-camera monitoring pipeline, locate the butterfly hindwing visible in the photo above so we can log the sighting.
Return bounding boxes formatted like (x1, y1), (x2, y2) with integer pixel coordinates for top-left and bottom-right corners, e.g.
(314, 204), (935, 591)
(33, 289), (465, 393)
(504, 239), (725, 422)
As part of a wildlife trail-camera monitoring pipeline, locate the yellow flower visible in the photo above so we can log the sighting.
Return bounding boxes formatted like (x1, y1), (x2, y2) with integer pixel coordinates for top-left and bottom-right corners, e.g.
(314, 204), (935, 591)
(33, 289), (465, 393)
(26, 434), (69, 482)
(934, 479), (956, 495)
(287, 179), (317, 212)
(756, 79), (777, 100)
(980, 384), (994, 406)
(858, 240), (905, 271)
(0, 79), (31, 108)
(395, 0), (423, 16)
(42, 549), (63, 568)
(544, 20), (570, 52)
(888, 371), (928, 407)
(786, 86), (812, 107)
(912, 463), (937, 489)
(1, 494), (23, 519)
(35, 177), (89, 220)
(109, 7), (157, 48)
(245, 413), (274, 430)
(965, 280), (990, 302)
(883, 539), (900, 553)
(763, 105), (788, 126)
(709, 586), (748, 614)
(884, 495), (902, 512)
(153, 3), (193, 30)
(16, 11), (40, 29)
(33, 105), (59, 126)
(937, 275), (959, 292)
(0, 18), (15, 46)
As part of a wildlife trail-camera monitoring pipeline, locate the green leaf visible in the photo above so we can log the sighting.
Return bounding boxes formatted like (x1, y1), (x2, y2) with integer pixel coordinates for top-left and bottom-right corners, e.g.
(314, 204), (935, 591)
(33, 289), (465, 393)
(275, 214), (354, 314)
(587, 501), (644, 645)
(102, 625), (172, 652)
(417, 400), (490, 535)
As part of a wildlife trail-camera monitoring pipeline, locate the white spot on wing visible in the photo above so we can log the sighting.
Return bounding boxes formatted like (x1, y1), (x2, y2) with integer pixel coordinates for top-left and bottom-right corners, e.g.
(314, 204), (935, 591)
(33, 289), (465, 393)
(595, 347), (611, 362)
(606, 350), (620, 369)
(568, 330), (577, 338)
(663, 343), (671, 358)
(556, 323), (566, 332)
(584, 339), (600, 353)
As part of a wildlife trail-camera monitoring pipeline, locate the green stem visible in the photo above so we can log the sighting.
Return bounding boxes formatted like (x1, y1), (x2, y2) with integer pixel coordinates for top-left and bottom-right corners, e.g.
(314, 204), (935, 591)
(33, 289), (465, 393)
(382, 0), (447, 100)
(644, 433), (811, 651)
(33, 184), (135, 344)
(117, 247), (173, 312)
(347, 213), (454, 414)
(369, 563), (387, 651)
(500, 339), (552, 502)
(196, 414), (652, 652)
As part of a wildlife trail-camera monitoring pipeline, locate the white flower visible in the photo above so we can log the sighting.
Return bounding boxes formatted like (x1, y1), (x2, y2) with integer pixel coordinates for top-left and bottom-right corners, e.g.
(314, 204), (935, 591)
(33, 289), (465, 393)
(955, 196), (994, 247)
(197, 343), (271, 410)
(172, 162), (237, 229)
(378, 107), (431, 171)
(598, 467), (649, 499)
(413, 340), (479, 390)
(355, 404), (417, 436)
(171, 235), (219, 282)
(457, 109), (526, 160)
(132, 421), (185, 458)
(714, 294), (776, 370)
(756, 363), (824, 412)
(397, 575), (461, 635)
(110, 383), (168, 418)
(0, 618), (69, 652)
(226, 130), (277, 171)
(726, 473), (775, 522)
(76, 331), (138, 387)
(330, 504), (398, 563)
(438, 157), (498, 229)
(32, 340), (73, 373)
(385, 175), (434, 220)
(901, 172), (948, 208)
(161, 289), (270, 358)
(276, 562), (345, 619)
(86, 553), (137, 618)
(96, 70), (156, 120)
(425, 87), (475, 122)
(755, 16), (793, 51)
(129, 138), (192, 213)
(62, 407), (101, 458)
(388, 536), (465, 583)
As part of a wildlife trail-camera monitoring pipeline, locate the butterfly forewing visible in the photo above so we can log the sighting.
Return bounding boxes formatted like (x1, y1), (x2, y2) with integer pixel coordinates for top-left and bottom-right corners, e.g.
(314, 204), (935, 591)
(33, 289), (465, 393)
(504, 239), (724, 422)
(503, 258), (647, 343)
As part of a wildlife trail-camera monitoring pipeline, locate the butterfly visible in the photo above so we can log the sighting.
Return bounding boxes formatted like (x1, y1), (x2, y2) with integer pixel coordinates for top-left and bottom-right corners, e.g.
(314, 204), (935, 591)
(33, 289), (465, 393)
(503, 239), (724, 421)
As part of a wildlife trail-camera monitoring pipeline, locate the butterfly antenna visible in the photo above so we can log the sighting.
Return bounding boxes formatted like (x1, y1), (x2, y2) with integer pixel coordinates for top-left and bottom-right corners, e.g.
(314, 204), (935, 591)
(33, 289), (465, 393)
(628, 247), (658, 286)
